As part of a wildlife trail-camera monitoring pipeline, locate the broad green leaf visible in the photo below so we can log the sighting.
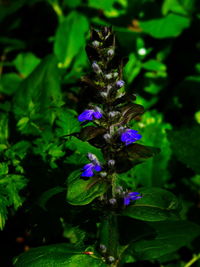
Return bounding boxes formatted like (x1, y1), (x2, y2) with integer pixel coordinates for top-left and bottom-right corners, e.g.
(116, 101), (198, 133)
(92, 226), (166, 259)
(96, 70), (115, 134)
(13, 52), (41, 77)
(0, 73), (22, 95)
(66, 170), (107, 205)
(124, 53), (142, 84)
(122, 187), (180, 222)
(65, 137), (104, 162)
(63, 0), (81, 8)
(128, 221), (200, 260)
(168, 126), (200, 173)
(0, 162), (8, 176)
(13, 55), (63, 134)
(13, 243), (106, 267)
(142, 59), (166, 72)
(162, 0), (195, 15)
(55, 109), (80, 137)
(88, 0), (115, 10)
(139, 14), (190, 38)
(132, 110), (172, 187)
(54, 11), (89, 68)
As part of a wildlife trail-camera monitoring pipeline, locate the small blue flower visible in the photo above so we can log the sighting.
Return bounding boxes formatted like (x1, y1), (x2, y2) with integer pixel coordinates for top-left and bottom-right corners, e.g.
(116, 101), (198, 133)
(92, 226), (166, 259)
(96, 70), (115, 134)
(78, 109), (102, 122)
(81, 163), (102, 177)
(116, 80), (125, 88)
(124, 192), (142, 205)
(121, 129), (142, 146)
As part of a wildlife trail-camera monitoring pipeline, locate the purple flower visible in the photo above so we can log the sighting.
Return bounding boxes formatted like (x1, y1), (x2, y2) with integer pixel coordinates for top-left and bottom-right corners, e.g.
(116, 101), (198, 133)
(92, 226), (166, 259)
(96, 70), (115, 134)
(124, 192), (142, 205)
(81, 163), (102, 177)
(121, 129), (142, 145)
(116, 80), (125, 88)
(78, 109), (102, 122)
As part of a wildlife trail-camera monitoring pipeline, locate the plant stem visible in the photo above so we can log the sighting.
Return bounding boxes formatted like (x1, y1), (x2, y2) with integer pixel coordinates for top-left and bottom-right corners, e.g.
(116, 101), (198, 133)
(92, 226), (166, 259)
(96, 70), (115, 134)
(184, 254), (200, 267)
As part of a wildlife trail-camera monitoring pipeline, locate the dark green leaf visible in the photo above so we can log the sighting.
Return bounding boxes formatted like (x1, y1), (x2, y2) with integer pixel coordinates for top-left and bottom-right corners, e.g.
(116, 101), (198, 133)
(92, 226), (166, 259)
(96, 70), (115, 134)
(139, 14), (190, 38)
(13, 243), (106, 267)
(54, 11), (89, 68)
(13, 52), (41, 77)
(122, 187), (180, 221)
(168, 126), (200, 173)
(128, 221), (200, 260)
(0, 73), (22, 95)
(66, 170), (107, 205)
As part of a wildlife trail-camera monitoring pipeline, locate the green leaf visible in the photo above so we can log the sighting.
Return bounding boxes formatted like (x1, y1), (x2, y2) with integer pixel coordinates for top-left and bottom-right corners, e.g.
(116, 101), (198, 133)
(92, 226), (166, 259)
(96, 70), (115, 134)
(0, 174), (27, 229)
(54, 11), (89, 68)
(162, 0), (195, 15)
(13, 243), (106, 267)
(139, 14), (190, 38)
(55, 109), (80, 137)
(13, 52), (41, 77)
(13, 55), (63, 134)
(168, 126), (200, 173)
(128, 221), (200, 260)
(0, 113), (9, 144)
(88, 0), (115, 10)
(66, 170), (107, 205)
(143, 59), (166, 72)
(0, 162), (9, 176)
(65, 137), (104, 162)
(124, 53), (142, 84)
(132, 110), (172, 187)
(122, 187), (180, 222)
(0, 73), (22, 95)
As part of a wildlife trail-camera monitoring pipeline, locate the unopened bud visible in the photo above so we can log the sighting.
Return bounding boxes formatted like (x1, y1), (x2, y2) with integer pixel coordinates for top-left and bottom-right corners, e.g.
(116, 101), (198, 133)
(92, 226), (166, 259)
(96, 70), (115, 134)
(116, 80), (125, 88)
(100, 244), (107, 253)
(118, 127), (125, 134)
(107, 256), (115, 263)
(92, 62), (102, 74)
(107, 49), (114, 57)
(115, 186), (123, 194)
(108, 111), (120, 118)
(100, 92), (108, 98)
(113, 72), (118, 78)
(87, 153), (97, 162)
(109, 198), (117, 205)
(108, 159), (115, 167)
(100, 172), (107, 178)
(92, 40), (100, 48)
(105, 73), (112, 80)
(103, 133), (112, 142)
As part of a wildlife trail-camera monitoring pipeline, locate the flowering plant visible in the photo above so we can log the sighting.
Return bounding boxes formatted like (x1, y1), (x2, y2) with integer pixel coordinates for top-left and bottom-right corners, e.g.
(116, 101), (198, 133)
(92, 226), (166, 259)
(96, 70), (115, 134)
(13, 27), (200, 267)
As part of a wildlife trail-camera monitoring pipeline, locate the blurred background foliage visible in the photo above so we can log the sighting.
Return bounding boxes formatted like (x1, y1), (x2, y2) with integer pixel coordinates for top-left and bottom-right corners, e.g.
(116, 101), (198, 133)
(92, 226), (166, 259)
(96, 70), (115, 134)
(0, 0), (200, 266)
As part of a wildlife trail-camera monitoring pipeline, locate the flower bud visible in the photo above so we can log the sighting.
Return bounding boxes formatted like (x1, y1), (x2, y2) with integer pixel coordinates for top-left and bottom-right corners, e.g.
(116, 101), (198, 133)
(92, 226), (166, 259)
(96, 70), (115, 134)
(92, 62), (102, 74)
(108, 159), (115, 167)
(113, 72), (118, 78)
(118, 126), (125, 134)
(100, 172), (107, 178)
(105, 73), (112, 80)
(108, 111), (120, 118)
(103, 133), (112, 142)
(100, 92), (108, 98)
(107, 256), (115, 263)
(115, 186), (123, 194)
(116, 80), (125, 88)
(107, 49), (114, 57)
(109, 198), (117, 205)
(87, 153), (97, 162)
(100, 244), (107, 253)
(92, 40), (100, 48)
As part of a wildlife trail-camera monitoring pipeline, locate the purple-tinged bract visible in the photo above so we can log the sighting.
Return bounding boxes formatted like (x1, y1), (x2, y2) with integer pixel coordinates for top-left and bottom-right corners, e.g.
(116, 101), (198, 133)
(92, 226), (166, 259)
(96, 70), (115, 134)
(121, 129), (142, 145)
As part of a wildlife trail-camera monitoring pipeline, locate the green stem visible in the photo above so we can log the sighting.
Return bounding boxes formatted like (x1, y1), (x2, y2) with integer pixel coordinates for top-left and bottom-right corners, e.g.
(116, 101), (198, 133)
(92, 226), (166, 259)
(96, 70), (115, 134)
(184, 254), (200, 267)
